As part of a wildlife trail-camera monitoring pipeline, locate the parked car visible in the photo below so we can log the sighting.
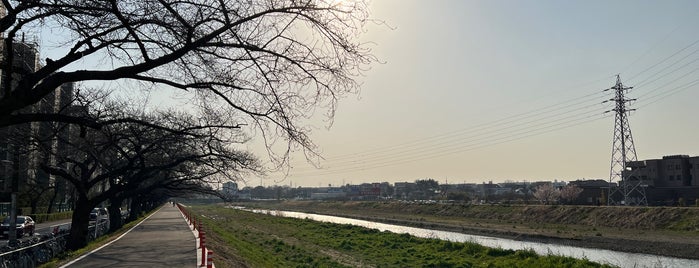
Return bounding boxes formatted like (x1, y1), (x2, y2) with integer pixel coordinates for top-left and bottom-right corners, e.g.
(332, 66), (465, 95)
(119, 208), (129, 221)
(90, 208), (109, 223)
(0, 216), (35, 238)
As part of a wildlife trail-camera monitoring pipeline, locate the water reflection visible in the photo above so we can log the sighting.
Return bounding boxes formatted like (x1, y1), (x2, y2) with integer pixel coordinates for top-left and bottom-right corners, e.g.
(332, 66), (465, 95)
(234, 207), (697, 268)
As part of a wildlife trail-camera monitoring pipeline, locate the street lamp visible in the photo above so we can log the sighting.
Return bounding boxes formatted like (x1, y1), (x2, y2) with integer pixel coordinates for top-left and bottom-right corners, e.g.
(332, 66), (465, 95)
(1, 159), (17, 247)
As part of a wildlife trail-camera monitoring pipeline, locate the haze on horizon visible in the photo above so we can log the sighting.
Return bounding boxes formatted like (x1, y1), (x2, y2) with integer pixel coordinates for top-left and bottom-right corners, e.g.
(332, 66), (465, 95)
(243, 0), (699, 188)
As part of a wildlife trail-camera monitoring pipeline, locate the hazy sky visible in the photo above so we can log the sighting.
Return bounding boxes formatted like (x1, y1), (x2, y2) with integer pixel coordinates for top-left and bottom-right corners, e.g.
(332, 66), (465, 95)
(251, 0), (699, 187)
(34, 0), (699, 188)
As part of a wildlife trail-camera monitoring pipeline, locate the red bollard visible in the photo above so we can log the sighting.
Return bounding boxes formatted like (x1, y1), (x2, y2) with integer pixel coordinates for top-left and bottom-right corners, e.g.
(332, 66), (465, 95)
(199, 232), (205, 248)
(200, 237), (206, 267)
(206, 250), (214, 268)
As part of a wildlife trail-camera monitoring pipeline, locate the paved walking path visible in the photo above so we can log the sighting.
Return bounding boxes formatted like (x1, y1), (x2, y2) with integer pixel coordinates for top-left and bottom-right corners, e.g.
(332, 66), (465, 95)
(63, 205), (196, 268)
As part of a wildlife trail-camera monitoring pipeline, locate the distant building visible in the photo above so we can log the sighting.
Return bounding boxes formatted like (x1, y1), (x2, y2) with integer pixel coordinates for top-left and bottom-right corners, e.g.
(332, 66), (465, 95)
(626, 155), (699, 205)
(0, 35), (77, 210)
(393, 182), (415, 199)
(0, 40), (41, 195)
(626, 155), (699, 187)
(310, 187), (346, 200)
(568, 179), (613, 205)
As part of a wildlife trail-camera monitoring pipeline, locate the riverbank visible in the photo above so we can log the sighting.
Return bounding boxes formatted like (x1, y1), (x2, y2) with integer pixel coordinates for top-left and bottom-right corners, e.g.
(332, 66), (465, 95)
(191, 205), (613, 267)
(236, 200), (699, 260)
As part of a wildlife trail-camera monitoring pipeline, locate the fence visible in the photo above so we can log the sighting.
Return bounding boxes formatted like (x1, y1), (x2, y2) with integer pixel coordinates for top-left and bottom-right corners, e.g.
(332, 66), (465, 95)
(176, 203), (215, 268)
(0, 230), (68, 268)
(87, 219), (109, 242)
(0, 218), (109, 268)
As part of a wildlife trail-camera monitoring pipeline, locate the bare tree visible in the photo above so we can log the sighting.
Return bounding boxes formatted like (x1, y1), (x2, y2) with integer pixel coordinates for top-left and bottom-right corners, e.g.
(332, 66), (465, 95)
(533, 183), (560, 205)
(1, 0), (376, 250)
(559, 184), (583, 205)
(0, 0), (375, 164)
(38, 102), (260, 249)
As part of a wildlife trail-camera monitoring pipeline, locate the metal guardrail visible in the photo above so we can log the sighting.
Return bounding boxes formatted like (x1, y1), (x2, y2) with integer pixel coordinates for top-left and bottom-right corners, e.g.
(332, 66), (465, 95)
(0, 220), (108, 268)
(0, 232), (68, 268)
(87, 220), (109, 242)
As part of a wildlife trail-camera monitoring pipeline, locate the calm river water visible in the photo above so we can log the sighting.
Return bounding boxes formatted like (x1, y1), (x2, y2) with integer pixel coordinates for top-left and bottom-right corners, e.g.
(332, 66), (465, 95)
(234, 207), (698, 268)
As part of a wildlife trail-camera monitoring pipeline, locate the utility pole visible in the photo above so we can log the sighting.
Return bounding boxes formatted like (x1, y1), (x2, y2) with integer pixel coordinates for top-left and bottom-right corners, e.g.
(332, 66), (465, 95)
(606, 75), (646, 206)
(5, 150), (18, 246)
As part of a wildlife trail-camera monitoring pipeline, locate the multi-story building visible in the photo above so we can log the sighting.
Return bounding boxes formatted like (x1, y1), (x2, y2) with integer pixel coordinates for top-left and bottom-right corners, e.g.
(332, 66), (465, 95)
(0, 30), (77, 211)
(626, 155), (699, 205)
(627, 155), (699, 187)
(0, 39), (42, 196)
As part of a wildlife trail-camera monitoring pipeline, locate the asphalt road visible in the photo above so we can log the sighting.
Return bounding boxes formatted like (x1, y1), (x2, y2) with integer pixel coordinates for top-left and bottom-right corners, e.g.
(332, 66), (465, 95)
(0, 219), (72, 247)
(63, 205), (196, 267)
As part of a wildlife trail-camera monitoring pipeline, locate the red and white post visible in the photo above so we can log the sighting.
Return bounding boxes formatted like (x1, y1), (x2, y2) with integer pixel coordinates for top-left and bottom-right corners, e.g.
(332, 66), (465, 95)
(206, 250), (214, 268)
(200, 232), (206, 267)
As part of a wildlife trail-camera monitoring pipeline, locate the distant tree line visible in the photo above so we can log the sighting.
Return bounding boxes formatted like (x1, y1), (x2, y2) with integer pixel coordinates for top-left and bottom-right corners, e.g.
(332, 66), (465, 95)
(228, 178), (586, 206)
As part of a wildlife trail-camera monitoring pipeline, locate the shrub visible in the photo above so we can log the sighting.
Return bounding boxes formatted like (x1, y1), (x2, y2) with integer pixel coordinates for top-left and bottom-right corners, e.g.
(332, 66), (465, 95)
(29, 212), (73, 223)
(514, 249), (537, 259)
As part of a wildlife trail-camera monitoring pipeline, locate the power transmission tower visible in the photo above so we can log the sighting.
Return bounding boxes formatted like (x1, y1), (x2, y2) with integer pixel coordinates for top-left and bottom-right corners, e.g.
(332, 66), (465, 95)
(606, 75), (646, 206)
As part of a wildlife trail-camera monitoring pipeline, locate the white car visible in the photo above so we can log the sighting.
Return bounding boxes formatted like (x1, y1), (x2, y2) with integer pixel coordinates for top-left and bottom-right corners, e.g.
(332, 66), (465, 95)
(90, 208), (109, 223)
(1, 216), (35, 237)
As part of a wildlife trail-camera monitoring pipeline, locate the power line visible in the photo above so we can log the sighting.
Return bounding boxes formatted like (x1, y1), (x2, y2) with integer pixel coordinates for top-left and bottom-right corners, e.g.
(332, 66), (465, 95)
(633, 45), (699, 89)
(287, 101), (608, 175)
(636, 62), (699, 99)
(280, 14), (699, 180)
(626, 37), (699, 83)
(292, 88), (610, 164)
(290, 98), (608, 172)
(635, 76), (699, 109)
(290, 112), (610, 177)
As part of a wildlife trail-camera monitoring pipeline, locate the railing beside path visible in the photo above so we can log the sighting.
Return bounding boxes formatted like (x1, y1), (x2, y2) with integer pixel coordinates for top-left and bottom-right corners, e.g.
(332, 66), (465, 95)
(0, 217), (110, 268)
(176, 203), (215, 268)
(0, 229), (69, 268)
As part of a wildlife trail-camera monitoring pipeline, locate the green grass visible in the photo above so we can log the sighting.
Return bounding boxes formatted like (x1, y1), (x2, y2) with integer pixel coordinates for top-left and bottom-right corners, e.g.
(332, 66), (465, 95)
(192, 205), (614, 268)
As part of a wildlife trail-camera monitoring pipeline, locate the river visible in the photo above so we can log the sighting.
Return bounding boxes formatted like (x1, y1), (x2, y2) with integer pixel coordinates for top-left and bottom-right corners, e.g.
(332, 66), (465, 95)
(233, 207), (698, 268)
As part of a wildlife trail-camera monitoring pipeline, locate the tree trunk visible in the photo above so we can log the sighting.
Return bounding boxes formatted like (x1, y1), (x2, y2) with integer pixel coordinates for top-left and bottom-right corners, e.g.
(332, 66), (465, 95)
(128, 197), (142, 221)
(66, 195), (94, 251)
(108, 196), (124, 232)
(46, 189), (58, 214)
(30, 196), (38, 215)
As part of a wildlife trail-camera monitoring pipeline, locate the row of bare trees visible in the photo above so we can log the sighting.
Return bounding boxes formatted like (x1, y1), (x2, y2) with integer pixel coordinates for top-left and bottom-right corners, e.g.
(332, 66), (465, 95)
(0, 0), (375, 250)
(33, 94), (261, 249)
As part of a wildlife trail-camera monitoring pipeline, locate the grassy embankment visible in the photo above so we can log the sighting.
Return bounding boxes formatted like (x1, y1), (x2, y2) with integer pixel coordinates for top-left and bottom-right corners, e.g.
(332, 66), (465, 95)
(238, 201), (699, 259)
(192, 205), (612, 268)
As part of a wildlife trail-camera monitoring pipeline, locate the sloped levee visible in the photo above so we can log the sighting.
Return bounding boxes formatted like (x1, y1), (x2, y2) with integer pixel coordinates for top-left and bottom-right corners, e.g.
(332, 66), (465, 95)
(234, 206), (699, 268)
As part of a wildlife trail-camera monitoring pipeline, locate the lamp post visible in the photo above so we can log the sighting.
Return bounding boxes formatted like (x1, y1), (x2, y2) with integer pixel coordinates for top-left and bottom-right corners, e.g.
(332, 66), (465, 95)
(8, 189), (17, 247)
(1, 159), (16, 246)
